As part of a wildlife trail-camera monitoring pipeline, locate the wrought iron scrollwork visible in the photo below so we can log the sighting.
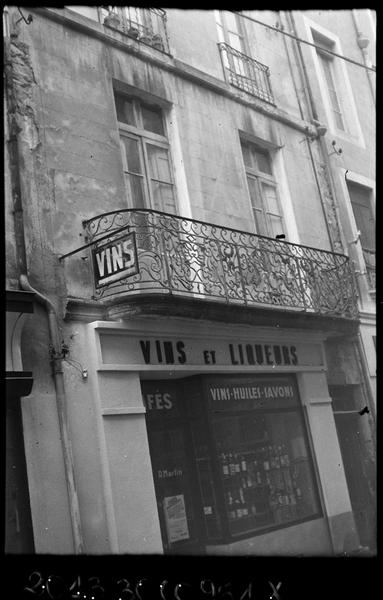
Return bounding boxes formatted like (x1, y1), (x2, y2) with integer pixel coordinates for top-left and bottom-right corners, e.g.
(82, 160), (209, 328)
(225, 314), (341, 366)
(82, 208), (358, 319)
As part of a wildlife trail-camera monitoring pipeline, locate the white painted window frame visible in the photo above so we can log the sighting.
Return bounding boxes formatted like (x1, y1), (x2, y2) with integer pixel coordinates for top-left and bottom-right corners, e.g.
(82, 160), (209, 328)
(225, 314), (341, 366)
(337, 167), (375, 292)
(303, 16), (365, 148)
(116, 96), (178, 213)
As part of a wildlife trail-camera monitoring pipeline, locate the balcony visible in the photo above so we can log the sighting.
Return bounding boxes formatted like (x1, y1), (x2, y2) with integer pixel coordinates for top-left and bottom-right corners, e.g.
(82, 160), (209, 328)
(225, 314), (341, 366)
(79, 209), (358, 321)
(218, 42), (274, 104)
(101, 7), (170, 54)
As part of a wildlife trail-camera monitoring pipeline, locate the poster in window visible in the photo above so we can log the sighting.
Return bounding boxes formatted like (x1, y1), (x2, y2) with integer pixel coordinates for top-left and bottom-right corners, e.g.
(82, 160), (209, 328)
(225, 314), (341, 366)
(163, 495), (190, 543)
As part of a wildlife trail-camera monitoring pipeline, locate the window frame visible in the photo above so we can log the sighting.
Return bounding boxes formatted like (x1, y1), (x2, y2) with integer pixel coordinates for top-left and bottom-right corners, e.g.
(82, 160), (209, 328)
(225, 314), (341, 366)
(215, 10), (248, 54)
(304, 16), (365, 147)
(115, 94), (177, 213)
(241, 140), (285, 238)
(316, 47), (345, 132)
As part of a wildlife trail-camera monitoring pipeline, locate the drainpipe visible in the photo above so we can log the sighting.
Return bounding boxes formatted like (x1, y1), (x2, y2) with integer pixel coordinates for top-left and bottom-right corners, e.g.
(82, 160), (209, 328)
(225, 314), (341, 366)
(19, 274), (85, 554)
(4, 38), (28, 275)
(285, 11), (346, 254)
(351, 10), (375, 105)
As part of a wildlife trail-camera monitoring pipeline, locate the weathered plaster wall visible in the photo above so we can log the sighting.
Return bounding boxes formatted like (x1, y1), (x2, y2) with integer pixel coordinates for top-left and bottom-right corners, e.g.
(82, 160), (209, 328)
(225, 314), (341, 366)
(6, 7), (334, 308)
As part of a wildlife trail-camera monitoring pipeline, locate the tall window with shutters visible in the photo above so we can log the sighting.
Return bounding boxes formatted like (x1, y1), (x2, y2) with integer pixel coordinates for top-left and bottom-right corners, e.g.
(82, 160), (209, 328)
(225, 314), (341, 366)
(312, 33), (346, 133)
(241, 140), (285, 238)
(115, 92), (177, 214)
(347, 181), (375, 289)
(215, 10), (248, 79)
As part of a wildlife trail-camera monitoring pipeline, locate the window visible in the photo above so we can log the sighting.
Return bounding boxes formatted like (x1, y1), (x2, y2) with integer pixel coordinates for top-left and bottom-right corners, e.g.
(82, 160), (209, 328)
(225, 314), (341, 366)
(215, 11), (273, 103)
(100, 7), (169, 52)
(215, 10), (247, 55)
(241, 140), (284, 238)
(347, 181), (375, 288)
(143, 375), (322, 551)
(316, 48), (345, 131)
(115, 93), (177, 214)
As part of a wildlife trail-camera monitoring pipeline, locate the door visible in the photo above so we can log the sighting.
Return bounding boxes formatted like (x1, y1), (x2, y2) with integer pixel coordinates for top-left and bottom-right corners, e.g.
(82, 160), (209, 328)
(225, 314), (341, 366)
(142, 380), (205, 554)
(330, 385), (376, 552)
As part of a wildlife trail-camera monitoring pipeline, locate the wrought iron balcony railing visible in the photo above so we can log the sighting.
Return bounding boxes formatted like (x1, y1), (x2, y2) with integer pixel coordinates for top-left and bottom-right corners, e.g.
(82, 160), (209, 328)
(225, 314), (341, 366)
(218, 42), (274, 104)
(81, 209), (358, 319)
(101, 7), (170, 54)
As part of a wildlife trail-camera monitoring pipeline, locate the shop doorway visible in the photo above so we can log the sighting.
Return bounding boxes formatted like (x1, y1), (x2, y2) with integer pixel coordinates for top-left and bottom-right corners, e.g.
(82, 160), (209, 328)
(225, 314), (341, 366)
(142, 379), (205, 554)
(330, 385), (376, 552)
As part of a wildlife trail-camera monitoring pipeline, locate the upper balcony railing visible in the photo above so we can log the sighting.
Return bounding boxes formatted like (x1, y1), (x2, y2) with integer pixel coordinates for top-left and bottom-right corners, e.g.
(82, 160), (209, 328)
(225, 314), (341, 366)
(218, 42), (274, 104)
(101, 6), (170, 54)
(81, 209), (358, 320)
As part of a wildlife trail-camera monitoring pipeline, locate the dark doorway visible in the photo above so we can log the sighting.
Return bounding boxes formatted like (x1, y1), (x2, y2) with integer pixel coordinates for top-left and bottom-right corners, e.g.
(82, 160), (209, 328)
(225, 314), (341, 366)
(6, 388), (35, 553)
(330, 385), (376, 552)
(142, 379), (205, 555)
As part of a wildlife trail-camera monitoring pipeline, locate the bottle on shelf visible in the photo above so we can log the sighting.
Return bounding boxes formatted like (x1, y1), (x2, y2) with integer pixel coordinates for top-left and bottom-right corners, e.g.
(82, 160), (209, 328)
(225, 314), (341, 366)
(241, 454), (247, 472)
(283, 444), (290, 467)
(235, 453), (241, 474)
(229, 453), (235, 476)
(262, 447), (270, 471)
(222, 453), (229, 476)
(275, 445), (281, 469)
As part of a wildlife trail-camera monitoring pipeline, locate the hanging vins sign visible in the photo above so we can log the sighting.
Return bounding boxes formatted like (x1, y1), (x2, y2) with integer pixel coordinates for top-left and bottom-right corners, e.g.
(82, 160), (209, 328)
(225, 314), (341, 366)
(92, 232), (139, 288)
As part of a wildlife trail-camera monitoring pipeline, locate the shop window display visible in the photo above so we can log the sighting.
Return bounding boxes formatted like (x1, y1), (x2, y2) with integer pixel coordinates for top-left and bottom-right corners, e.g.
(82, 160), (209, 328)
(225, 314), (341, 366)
(143, 375), (322, 551)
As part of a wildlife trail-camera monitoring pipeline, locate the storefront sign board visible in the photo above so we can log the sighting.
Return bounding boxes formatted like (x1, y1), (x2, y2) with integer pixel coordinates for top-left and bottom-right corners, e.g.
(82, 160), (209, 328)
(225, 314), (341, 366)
(92, 232), (139, 287)
(100, 334), (324, 368)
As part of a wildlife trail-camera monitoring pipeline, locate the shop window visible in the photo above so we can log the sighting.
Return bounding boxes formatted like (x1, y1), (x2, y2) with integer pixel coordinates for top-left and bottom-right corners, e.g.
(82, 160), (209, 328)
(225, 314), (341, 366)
(115, 92), (177, 214)
(143, 375), (321, 552)
(241, 139), (284, 238)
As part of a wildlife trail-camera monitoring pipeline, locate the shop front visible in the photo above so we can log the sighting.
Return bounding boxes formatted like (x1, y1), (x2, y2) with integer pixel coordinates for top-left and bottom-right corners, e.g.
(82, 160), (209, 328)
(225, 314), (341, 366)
(142, 374), (322, 555)
(80, 318), (358, 555)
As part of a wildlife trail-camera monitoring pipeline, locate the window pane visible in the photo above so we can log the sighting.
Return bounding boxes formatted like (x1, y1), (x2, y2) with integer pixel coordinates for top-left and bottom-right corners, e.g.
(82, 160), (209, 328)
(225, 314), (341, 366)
(115, 94), (136, 126)
(141, 103), (164, 135)
(262, 183), (279, 214)
(247, 176), (262, 208)
(268, 214), (284, 238)
(122, 137), (142, 174)
(348, 183), (375, 251)
(228, 32), (243, 52)
(225, 11), (240, 34)
(151, 181), (176, 214)
(126, 173), (145, 208)
(252, 208), (267, 236)
(241, 142), (253, 168)
(255, 150), (272, 175)
(146, 144), (172, 182)
(210, 378), (321, 537)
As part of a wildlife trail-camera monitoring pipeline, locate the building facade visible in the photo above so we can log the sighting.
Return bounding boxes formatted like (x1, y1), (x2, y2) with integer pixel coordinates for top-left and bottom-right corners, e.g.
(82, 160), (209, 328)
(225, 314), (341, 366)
(5, 7), (376, 556)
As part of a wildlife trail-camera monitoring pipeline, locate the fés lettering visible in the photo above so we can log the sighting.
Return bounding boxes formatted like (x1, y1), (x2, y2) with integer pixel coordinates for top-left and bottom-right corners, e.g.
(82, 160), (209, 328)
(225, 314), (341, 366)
(145, 393), (173, 410)
(229, 343), (298, 366)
